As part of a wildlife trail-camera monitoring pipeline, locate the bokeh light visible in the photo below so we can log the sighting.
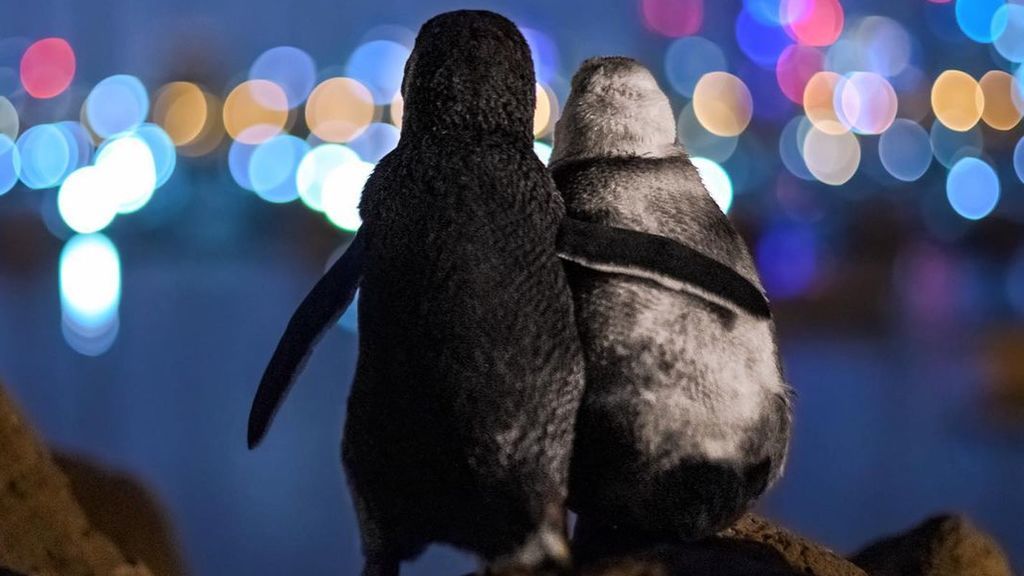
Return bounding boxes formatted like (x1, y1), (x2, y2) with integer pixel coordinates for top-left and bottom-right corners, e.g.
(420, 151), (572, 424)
(979, 70), (1022, 131)
(783, 0), (844, 47)
(349, 122), (400, 163)
(1015, 137), (1024, 184)
(664, 36), (727, 97)
(677, 103), (739, 162)
(776, 45), (823, 103)
(802, 126), (860, 185)
(153, 82), (208, 146)
(779, 115), (815, 180)
(57, 166), (118, 233)
(59, 233), (120, 356)
(85, 74), (149, 138)
(179, 91), (224, 157)
(992, 4), (1024, 62)
(223, 79), (288, 144)
(95, 134), (157, 214)
(736, 9), (792, 68)
(248, 134), (309, 203)
(306, 78), (375, 143)
(20, 38), (75, 99)
(390, 93), (404, 129)
(345, 40), (410, 104)
(249, 46), (316, 108)
(931, 70), (983, 132)
(803, 71), (847, 134)
(533, 141), (553, 165)
(534, 83), (556, 137)
(854, 16), (913, 78)
(0, 95), (18, 139)
(133, 123), (177, 188)
(641, 0), (704, 37)
(54, 121), (93, 181)
(946, 157), (999, 220)
(836, 72), (897, 134)
(17, 124), (70, 189)
(521, 27), (561, 84)
(930, 120), (982, 168)
(878, 119), (931, 182)
(323, 160), (374, 231)
(228, 140), (258, 191)
(954, 0), (1004, 43)
(0, 135), (20, 195)
(296, 143), (361, 211)
(691, 156), (733, 213)
(693, 72), (753, 136)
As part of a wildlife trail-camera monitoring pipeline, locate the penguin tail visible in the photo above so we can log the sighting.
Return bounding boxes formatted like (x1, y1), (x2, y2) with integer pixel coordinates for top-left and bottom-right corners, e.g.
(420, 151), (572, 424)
(487, 504), (572, 576)
(247, 230), (367, 449)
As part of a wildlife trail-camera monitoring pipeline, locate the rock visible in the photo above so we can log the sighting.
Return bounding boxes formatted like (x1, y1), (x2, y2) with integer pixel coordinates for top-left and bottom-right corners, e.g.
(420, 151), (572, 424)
(851, 514), (1013, 576)
(55, 454), (185, 576)
(0, 381), (152, 576)
(572, 514), (864, 576)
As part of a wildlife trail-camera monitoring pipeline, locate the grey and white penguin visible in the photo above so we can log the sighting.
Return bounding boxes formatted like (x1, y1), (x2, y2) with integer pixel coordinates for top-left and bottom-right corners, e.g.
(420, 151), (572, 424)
(549, 57), (794, 552)
(247, 10), (586, 576)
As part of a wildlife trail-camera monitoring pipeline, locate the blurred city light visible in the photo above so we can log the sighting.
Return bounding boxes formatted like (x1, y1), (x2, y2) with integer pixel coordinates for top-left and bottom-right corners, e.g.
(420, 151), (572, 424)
(249, 46), (317, 108)
(85, 74), (149, 138)
(296, 143), (360, 212)
(59, 233), (121, 356)
(691, 156), (733, 213)
(322, 160), (373, 231)
(19, 37), (75, 99)
(946, 157), (999, 221)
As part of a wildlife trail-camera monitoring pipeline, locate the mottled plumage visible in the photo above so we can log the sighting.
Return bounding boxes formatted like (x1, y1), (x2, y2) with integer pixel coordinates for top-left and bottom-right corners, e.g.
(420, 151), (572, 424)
(551, 57), (793, 551)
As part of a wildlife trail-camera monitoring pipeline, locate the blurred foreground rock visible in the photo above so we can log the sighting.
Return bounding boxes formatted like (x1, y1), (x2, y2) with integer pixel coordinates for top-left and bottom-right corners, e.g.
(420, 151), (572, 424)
(0, 382), (152, 576)
(851, 514), (1013, 576)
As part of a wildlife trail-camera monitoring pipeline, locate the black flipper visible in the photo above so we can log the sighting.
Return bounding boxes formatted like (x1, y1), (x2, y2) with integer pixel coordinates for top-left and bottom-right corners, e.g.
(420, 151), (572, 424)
(247, 231), (367, 449)
(557, 218), (771, 319)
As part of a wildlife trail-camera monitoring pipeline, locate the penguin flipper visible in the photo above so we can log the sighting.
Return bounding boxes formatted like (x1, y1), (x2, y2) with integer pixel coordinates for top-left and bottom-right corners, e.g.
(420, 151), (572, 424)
(556, 217), (771, 319)
(247, 231), (366, 449)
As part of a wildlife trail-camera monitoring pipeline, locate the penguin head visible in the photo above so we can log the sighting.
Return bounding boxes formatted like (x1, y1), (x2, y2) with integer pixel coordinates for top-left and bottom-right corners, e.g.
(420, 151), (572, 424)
(551, 57), (680, 164)
(401, 10), (535, 141)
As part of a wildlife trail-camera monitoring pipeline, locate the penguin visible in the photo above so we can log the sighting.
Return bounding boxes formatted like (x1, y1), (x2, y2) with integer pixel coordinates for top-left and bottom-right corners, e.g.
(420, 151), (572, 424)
(247, 11), (586, 576)
(549, 57), (794, 553)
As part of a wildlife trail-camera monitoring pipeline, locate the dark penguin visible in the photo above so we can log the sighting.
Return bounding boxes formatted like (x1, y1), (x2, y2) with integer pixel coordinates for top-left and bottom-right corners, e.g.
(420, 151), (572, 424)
(247, 11), (584, 576)
(550, 57), (793, 552)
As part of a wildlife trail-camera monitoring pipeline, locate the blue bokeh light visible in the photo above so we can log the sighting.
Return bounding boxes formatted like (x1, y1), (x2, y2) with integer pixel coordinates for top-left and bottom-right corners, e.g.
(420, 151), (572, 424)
(249, 46), (317, 108)
(59, 233), (121, 356)
(779, 115), (814, 181)
(228, 140), (258, 191)
(736, 8), (792, 69)
(992, 4), (1024, 62)
(955, 0), (1004, 43)
(744, 0), (783, 25)
(133, 123), (177, 188)
(57, 165), (119, 233)
(85, 74), (149, 138)
(55, 121), (93, 179)
(348, 122), (399, 164)
(691, 156), (733, 213)
(296, 143), (360, 212)
(947, 157), (1000, 221)
(879, 119), (932, 182)
(95, 135), (157, 214)
(17, 124), (70, 189)
(0, 134), (19, 195)
(664, 36), (727, 97)
(1015, 137), (1024, 184)
(344, 40), (410, 104)
(248, 134), (309, 203)
(521, 27), (560, 84)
